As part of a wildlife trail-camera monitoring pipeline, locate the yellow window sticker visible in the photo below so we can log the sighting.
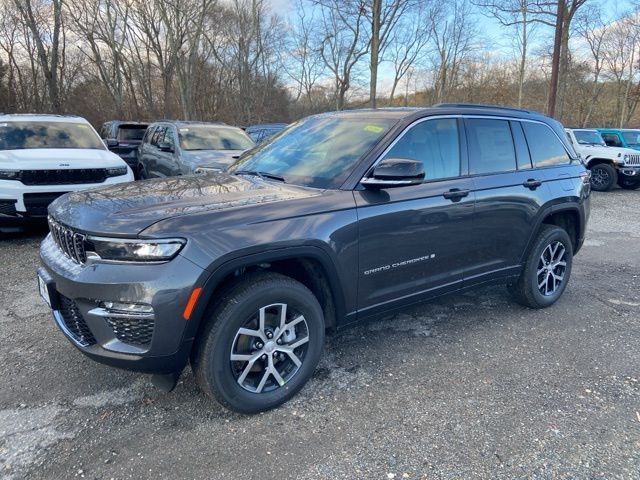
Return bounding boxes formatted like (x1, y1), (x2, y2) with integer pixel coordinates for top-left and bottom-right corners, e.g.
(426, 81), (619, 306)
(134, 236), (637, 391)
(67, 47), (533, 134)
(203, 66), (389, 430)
(364, 125), (384, 133)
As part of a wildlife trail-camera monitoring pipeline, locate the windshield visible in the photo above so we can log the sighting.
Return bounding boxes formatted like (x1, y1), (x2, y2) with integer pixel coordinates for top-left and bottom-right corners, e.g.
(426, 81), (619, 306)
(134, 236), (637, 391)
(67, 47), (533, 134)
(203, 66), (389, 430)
(230, 115), (398, 189)
(178, 126), (254, 151)
(573, 130), (605, 146)
(622, 130), (640, 146)
(0, 121), (105, 150)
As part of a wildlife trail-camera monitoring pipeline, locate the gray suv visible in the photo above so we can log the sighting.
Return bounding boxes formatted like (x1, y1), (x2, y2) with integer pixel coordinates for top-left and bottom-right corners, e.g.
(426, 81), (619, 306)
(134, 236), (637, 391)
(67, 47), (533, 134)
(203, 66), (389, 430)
(38, 105), (590, 414)
(138, 121), (254, 178)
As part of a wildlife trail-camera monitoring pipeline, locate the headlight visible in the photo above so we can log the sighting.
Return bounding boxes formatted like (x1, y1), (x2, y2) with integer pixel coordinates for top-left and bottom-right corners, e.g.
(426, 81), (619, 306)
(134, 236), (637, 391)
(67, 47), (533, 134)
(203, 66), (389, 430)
(85, 236), (185, 262)
(194, 166), (221, 175)
(623, 154), (629, 164)
(106, 166), (128, 177)
(0, 169), (20, 180)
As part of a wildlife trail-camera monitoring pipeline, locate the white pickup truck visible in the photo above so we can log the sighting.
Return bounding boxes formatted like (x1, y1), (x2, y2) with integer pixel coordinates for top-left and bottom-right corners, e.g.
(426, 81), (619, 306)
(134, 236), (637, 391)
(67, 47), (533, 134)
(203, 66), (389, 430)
(1, 114), (134, 232)
(565, 128), (640, 191)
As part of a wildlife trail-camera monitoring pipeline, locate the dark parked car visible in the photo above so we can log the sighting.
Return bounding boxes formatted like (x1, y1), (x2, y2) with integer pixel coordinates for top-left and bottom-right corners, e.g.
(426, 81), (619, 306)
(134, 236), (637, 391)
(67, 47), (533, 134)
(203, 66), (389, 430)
(245, 123), (288, 144)
(38, 104), (590, 413)
(137, 121), (254, 178)
(99, 121), (149, 177)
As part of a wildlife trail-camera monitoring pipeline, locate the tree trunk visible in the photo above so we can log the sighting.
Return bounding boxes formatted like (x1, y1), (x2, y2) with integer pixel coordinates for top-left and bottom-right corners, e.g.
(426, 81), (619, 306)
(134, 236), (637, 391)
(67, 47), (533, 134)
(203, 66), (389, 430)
(369, 0), (381, 108)
(547, 0), (564, 117)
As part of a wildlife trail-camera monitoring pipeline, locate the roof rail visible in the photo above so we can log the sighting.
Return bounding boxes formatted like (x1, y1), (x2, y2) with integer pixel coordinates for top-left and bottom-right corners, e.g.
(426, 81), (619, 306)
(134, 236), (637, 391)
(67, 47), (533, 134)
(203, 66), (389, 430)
(433, 103), (533, 114)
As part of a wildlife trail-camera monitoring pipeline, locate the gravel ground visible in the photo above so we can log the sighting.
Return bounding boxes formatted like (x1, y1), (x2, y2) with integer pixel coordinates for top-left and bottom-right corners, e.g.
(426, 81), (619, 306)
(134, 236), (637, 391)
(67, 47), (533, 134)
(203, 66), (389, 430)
(1, 189), (639, 480)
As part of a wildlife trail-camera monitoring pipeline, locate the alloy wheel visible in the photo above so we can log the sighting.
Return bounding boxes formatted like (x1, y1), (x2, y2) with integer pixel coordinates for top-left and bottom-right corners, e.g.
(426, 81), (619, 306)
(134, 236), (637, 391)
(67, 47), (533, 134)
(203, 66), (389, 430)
(591, 167), (610, 189)
(230, 303), (309, 393)
(537, 241), (567, 296)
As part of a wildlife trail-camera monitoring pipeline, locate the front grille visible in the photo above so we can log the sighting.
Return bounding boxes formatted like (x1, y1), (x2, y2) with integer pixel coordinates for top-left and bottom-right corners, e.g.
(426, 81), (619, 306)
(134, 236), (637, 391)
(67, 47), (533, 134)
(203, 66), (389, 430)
(59, 296), (96, 347)
(48, 216), (87, 264)
(23, 192), (67, 216)
(104, 316), (154, 347)
(625, 154), (640, 166)
(0, 200), (17, 216)
(21, 169), (107, 185)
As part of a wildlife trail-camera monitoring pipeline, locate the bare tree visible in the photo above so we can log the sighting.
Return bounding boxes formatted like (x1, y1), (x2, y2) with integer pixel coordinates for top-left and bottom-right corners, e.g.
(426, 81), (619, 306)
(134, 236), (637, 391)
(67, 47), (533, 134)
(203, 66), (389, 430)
(12, 0), (64, 112)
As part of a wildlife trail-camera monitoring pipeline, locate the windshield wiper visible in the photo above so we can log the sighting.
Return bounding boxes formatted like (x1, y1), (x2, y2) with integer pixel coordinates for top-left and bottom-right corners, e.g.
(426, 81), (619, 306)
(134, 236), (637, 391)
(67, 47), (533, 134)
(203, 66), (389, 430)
(234, 170), (286, 183)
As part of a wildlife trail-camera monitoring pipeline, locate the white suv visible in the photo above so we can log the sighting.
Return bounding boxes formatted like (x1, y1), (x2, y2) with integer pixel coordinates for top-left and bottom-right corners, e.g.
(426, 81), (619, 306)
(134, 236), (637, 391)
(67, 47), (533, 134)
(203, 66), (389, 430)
(0, 114), (134, 232)
(565, 128), (640, 191)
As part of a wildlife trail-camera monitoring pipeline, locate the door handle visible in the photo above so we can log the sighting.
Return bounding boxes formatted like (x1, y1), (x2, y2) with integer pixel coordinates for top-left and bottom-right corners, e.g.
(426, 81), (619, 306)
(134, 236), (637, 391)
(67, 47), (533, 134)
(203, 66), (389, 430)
(523, 179), (542, 190)
(442, 188), (470, 201)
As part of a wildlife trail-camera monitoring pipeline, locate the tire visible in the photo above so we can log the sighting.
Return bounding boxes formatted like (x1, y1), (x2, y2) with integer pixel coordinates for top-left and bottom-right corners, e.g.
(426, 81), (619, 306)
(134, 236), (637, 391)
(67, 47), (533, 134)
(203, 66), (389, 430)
(589, 163), (617, 191)
(192, 272), (325, 414)
(618, 177), (640, 190)
(508, 225), (573, 309)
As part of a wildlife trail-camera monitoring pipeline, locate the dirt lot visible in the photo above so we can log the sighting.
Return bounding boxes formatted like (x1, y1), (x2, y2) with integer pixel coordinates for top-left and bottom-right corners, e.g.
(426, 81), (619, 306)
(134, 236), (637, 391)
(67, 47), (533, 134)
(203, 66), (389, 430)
(1, 189), (639, 480)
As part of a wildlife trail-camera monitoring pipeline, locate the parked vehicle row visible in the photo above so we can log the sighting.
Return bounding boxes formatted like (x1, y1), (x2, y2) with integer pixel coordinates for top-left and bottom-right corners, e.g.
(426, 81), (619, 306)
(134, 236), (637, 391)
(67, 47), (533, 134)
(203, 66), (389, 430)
(100, 120), (287, 180)
(565, 128), (640, 191)
(37, 104), (591, 413)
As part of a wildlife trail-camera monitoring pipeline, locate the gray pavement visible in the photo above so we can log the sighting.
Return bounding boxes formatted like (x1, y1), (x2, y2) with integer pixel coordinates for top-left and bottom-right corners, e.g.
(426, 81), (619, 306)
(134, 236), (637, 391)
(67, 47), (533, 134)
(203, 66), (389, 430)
(1, 189), (639, 479)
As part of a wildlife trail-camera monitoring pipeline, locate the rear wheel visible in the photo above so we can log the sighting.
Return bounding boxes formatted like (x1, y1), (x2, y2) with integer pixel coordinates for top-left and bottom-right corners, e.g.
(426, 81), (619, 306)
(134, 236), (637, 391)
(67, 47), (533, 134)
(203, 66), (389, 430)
(589, 163), (617, 191)
(508, 225), (573, 309)
(192, 272), (325, 414)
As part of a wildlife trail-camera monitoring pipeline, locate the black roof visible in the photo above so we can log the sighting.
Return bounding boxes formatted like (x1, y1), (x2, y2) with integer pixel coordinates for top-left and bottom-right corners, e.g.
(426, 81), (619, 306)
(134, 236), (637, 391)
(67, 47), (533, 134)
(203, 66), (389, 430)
(151, 120), (227, 127)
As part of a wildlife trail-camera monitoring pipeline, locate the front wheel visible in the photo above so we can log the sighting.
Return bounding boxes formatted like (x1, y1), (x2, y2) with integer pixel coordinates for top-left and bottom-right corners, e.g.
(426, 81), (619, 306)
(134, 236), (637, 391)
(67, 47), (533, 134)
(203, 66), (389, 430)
(508, 225), (573, 309)
(192, 272), (325, 414)
(618, 177), (640, 190)
(589, 163), (617, 191)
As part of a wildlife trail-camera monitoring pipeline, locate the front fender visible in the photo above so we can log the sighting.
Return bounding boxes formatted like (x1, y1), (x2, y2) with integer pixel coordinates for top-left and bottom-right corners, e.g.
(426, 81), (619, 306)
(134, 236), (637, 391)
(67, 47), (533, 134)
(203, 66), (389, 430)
(180, 244), (348, 341)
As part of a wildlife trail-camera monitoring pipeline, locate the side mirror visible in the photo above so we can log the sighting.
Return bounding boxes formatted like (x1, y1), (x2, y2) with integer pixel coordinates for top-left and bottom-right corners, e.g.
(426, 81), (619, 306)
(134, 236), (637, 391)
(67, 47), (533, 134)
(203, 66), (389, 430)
(158, 142), (174, 153)
(104, 138), (118, 148)
(361, 158), (425, 188)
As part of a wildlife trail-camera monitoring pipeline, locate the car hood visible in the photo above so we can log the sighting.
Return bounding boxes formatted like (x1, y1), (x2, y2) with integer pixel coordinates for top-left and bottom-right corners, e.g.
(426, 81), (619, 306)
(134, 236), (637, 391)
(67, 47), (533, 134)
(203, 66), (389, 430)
(577, 144), (637, 158)
(0, 148), (126, 169)
(48, 173), (320, 236)
(184, 150), (245, 169)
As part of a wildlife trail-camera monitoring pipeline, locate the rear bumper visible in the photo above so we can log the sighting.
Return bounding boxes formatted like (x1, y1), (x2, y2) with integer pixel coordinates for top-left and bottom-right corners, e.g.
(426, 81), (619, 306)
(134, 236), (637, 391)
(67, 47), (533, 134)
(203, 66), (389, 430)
(38, 234), (207, 374)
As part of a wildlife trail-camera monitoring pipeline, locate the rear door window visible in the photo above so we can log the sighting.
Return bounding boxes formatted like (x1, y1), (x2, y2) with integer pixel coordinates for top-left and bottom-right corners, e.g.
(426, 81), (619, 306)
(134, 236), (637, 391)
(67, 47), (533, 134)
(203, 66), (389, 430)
(522, 122), (571, 167)
(465, 118), (517, 174)
(382, 118), (461, 181)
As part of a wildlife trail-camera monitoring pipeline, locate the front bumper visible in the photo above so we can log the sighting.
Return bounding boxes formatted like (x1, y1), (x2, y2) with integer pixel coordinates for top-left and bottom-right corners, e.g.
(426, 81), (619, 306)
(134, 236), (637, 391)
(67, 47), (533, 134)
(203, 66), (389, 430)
(619, 165), (640, 179)
(0, 174), (134, 226)
(38, 234), (206, 374)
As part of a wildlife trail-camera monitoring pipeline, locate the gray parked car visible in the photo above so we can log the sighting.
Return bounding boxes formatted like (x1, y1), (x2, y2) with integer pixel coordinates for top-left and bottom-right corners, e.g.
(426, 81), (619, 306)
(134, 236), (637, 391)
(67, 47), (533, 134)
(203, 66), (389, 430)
(138, 121), (254, 178)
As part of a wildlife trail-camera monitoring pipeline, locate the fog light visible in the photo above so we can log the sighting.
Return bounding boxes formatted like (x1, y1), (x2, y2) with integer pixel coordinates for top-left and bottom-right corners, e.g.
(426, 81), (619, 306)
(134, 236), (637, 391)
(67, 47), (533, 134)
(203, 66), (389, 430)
(101, 301), (154, 315)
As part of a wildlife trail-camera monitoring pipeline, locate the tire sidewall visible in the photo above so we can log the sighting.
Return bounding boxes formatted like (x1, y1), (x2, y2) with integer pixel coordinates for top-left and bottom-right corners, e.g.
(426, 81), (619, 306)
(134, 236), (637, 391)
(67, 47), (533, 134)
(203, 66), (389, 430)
(204, 280), (325, 413)
(527, 227), (573, 307)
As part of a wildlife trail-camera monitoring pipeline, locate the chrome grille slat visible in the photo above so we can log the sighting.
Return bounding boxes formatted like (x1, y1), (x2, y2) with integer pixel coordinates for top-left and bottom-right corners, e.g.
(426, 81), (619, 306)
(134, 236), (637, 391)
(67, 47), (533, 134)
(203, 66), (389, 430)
(625, 154), (640, 166)
(47, 216), (87, 265)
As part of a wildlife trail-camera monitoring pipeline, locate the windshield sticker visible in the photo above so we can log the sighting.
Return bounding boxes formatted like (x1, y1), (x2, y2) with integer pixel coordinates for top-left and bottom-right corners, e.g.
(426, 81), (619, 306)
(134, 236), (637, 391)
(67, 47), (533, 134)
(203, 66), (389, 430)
(364, 125), (384, 133)
(179, 128), (190, 132)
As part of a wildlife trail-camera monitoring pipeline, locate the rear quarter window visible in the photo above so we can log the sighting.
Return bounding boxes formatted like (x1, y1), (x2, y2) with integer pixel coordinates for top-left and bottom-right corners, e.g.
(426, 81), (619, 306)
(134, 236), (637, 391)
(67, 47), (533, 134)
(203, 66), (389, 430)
(522, 122), (571, 167)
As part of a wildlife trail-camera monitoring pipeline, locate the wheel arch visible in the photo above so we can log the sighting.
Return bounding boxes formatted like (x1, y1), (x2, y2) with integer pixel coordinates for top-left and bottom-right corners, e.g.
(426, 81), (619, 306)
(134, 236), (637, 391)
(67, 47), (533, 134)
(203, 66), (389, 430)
(522, 205), (583, 261)
(586, 157), (616, 168)
(185, 246), (346, 342)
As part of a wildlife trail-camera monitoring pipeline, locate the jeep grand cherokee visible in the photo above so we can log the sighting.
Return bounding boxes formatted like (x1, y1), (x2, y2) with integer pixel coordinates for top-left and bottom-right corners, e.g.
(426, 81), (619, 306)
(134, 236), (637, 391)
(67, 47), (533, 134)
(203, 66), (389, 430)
(37, 104), (590, 413)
